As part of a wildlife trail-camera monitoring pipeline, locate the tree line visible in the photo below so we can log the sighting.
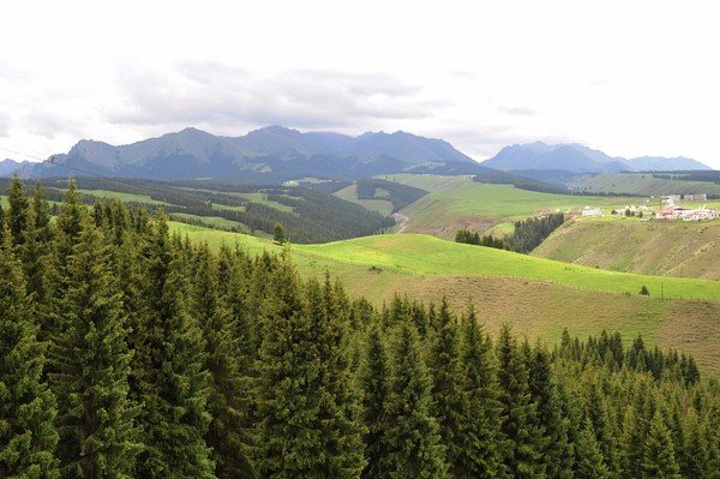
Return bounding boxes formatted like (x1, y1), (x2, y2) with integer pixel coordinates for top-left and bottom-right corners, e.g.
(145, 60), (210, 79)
(0, 177), (394, 244)
(2, 176), (719, 478)
(356, 178), (429, 213)
(456, 213), (565, 254)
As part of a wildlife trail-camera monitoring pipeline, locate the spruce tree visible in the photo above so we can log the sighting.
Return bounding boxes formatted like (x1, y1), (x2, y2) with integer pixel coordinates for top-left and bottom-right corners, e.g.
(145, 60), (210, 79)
(32, 182), (53, 243)
(256, 269), (364, 478)
(456, 305), (502, 477)
(134, 214), (215, 479)
(681, 408), (710, 478)
(574, 418), (609, 479)
(530, 345), (573, 478)
(360, 326), (390, 479)
(495, 324), (544, 478)
(0, 227), (60, 478)
(51, 221), (140, 478)
(21, 205), (49, 300)
(584, 380), (621, 475)
(620, 388), (648, 477)
(272, 222), (286, 245)
(7, 173), (29, 246)
(642, 410), (681, 479)
(380, 321), (447, 478)
(41, 178), (88, 343)
(426, 299), (465, 476)
(192, 243), (255, 479)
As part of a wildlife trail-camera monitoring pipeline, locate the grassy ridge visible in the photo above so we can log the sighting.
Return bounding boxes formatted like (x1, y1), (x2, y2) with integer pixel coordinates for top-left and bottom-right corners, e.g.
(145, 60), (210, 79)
(534, 217), (720, 280)
(170, 222), (720, 374)
(171, 222), (720, 302)
(578, 172), (720, 196)
(76, 189), (170, 205)
(297, 234), (720, 301)
(375, 175), (635, 238)
(334, 184), (395, 216)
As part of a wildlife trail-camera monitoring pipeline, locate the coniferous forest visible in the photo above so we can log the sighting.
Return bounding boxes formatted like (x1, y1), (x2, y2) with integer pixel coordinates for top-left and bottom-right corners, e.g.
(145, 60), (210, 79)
(3, 177), (720, 479)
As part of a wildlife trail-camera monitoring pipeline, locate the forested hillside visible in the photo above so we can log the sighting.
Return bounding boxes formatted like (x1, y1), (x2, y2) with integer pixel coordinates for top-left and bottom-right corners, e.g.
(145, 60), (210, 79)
(0, 176), (394, 243)
(2, 177), (720, 478)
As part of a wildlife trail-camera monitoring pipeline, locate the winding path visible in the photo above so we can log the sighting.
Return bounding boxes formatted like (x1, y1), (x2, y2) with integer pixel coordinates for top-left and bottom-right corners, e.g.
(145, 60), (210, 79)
(392, 212), (410, 233)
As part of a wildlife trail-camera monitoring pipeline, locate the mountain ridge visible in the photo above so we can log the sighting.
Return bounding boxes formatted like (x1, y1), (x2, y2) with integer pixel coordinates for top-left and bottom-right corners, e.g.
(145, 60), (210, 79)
(3, 126), (478, 182)
(482, 141), (710, 173)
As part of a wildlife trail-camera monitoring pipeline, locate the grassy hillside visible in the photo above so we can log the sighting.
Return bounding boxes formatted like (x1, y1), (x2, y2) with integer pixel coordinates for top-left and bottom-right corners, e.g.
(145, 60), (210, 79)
(533, 216), (720, 280)
(578, 172), (720, 196)
(334, 184), (395, 216)
(171, 222), (720, 374)
(375, 174), (634, 238)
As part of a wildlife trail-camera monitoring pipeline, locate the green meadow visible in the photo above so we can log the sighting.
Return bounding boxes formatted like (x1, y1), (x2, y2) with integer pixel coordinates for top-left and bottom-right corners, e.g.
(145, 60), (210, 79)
(77, 189), (170, 205)
(171, 223), (720, 302)
(334, 184), (395, 216)
(579, 172), (720, 196)
(374, 174), (636, 236)
(171, 222), (720, 374)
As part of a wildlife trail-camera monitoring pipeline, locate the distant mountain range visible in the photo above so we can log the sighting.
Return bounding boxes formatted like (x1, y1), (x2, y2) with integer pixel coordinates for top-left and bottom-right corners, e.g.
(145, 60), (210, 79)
(1, 126), (477, 182)
(482, 141), (710, 173)
(2, 129), (712, 183)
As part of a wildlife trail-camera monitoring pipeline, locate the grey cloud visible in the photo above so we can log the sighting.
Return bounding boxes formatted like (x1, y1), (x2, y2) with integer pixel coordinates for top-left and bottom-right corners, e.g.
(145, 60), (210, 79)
(23, 111), (88, 140)
(108, 62), (449, 132)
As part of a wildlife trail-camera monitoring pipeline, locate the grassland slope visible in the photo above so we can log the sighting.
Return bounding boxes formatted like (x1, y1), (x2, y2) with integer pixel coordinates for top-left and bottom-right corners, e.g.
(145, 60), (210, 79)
(170, 222), (720, 375)
(533, 217), (720, 280)
(373, 174), (635, 239)
(578, 173), (720, 196)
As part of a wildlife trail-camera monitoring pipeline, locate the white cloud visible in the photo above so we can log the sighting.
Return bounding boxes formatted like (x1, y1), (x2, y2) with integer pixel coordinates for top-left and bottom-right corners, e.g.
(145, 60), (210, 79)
(107, 63), (446, 132)
(0, 0), (718, 166)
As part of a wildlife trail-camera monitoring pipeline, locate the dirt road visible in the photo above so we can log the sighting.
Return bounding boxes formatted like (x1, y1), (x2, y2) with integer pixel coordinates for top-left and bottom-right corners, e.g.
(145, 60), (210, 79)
(392, 212), (410, 233)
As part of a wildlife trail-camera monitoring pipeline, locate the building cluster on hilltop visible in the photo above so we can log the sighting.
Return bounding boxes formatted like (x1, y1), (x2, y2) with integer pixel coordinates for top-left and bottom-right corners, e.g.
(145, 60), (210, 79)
(581, 198), (718, 221)
(657, 198), (718, 221)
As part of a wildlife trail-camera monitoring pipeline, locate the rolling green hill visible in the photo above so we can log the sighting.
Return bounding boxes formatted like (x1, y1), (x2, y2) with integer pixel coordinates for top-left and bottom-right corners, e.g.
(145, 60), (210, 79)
(577, 172), (720, 196)
(374, 174), (635, 238)
(170, 223), (720, 374)
(533, 216), (720, 280)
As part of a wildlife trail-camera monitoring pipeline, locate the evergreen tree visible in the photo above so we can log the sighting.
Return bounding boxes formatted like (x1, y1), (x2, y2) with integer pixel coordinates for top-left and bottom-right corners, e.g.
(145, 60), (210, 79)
(192, 243), (255, 479)
(32, 181), (53, 244)
(51, 221), (140, 478)
(133, 214), (215, 479)
(426, 299), (465, 476)
(681, 408), (710, 478)
(21, 205), (49, 300)
(273, 222), (286, 245)
(7, 173), (29, 246)
(530, 345), (574, 478)
(574, 418), (609, 479)
(456, 305), (502, 477)
(256, 268), (364, 478)
(41, 178), (88, 343)
(0, 227), (60, 478)
(584, 380), (621, 475)
(642, 410), (681, 479)
(495, 324), (544, 478)
(360, 325), (390, 479)
(379, 321), (447, 478)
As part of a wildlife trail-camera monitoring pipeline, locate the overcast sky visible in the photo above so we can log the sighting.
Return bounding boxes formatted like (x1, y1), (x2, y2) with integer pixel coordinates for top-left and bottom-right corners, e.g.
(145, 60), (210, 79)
(2, 1), (719, 167)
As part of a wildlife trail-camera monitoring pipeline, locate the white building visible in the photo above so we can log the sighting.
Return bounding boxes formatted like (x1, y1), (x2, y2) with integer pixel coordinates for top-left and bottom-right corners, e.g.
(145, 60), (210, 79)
(581, 206), (603, 217)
